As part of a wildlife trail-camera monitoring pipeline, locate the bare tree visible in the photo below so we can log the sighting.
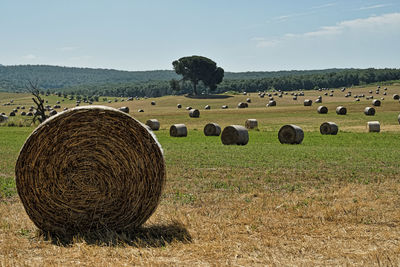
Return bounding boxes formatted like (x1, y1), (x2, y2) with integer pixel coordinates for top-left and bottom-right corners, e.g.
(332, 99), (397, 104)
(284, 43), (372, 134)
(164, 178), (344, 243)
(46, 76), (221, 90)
(26, 81), (47, 123)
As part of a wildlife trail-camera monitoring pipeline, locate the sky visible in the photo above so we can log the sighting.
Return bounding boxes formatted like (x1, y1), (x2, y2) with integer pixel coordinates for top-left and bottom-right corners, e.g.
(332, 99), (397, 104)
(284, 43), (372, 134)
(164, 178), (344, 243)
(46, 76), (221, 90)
(0, 0), (399, 72)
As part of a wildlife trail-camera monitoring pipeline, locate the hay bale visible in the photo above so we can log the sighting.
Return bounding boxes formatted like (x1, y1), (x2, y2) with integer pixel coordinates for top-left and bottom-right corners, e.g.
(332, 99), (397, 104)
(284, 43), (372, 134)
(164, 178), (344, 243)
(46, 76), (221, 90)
(26, 112), (33, 116)
(336, 106), (347, 115)
(118, 106), (129, 113)
(203, 123), (221, 136)
(245, 119), (258, 129)
(189, 109), (200, 118)
(398, 113), (400, 124)
(364, 107), (376, 116)
(177, 104), (182, 108)
(151, 101), (156, 105)
(21, 111), (26, 116)
(9, 112), (15, 116)
(293, 96), (297, 100)
(221, 105), (228, 109)
(304, 99), (312, 106)
(246, 98), (251, 103)
(317, 106), (328, 114)
(372, 99), (381, 106)
(146, 119), (160, 131)
(204, 105), (211, 110)
(393, 94), (399, 100)
(278, 124), (304, 144)
(138, 109), (144, 112)
(15, 106), (165, 236)
(315, 98), (322, 103)
(267, 100), (276, 107)
(238, 102), (248, 108)
(170, 124), (187, 137)
(186, 106), (192, 110)
(320, 122), (338, 135)
(221, 125), (249, 145)
(0, 115), (8, 123)
(367, 121), (380, 132)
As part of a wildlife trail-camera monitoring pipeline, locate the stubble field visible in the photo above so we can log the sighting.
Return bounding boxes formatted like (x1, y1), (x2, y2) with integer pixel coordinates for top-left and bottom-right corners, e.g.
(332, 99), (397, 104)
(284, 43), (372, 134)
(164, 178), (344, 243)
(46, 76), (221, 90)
(1, 84), (400, 266)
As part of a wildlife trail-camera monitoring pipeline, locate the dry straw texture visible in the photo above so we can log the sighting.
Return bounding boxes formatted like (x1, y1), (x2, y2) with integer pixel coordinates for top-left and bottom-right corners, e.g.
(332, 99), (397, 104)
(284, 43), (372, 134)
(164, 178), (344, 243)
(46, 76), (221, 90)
(15, 106), (166, 236)
(221, 125), (249, 145)
(278, 124), (304, 144)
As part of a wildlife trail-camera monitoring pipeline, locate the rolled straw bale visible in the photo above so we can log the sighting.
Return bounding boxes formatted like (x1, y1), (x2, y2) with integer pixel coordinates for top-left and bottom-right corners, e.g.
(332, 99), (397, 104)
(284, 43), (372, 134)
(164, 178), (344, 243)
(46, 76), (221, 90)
(278, 124), (304, 144)
(0, 115), (8, 123)
(138, 109), (144, 112)
(118, 106), (129, 113)
(336, 106), (347, 115)
(21, 111), (26, 116)
(293, 96), (297, 100)
(246, 98), (251, 103)
(26, 112), (33, 116)
(364, 107), (376, 116)
(204, 105), (211, 110)
(398, 113), (400, 124)
(146, 119), (160, 131)
(221, 125), (249, 145)
(372, 99), (381, 106)
(189, 109), (200, 118)
(315, 98), (322, 103)
(320, 122), (338, 135)
(367, 121), (380, 132)
(245, 119), (258, 129)
(151, 101), (156, 105)
(9, 112), (15, 116)
(267, 100), (276, 107)
(393, 94), (399, 100)
(317, 106), (328, 114)
(177, 104), (182, 108)
(203, 123), (221, 136)
(221, 105), (228, 109)
(238, 102), (248, 108)
(15, 106), (165, 236)
(304, 99), (312, 106)
(170, 124), (187, 137)
(186, 106), (192, 110)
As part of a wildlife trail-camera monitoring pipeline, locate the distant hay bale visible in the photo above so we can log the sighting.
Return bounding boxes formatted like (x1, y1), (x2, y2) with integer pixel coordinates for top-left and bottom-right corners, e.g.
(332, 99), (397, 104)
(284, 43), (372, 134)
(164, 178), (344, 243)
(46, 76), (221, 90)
(118, 106), (129, 113)
(267, 100), (276, 107)
(293, 96), (297, 100)
(9, 112), (15, 116)
(138, 109), (144, 112)
(203, 123), (221, 136)
(204, 105), (211, 110)
(304, 99), (312, 106)
(393, 94), (399, 100)
(238, 102), (248, 108)
(336, 106), (347, 115)
(317, 106), (328, 114)
(0, 115), (8, 123)
(246, 98), (251, 103)
(367, 121), (380, 132)
(151, 101), (156, 105)
(186, 106), (192, 110)
(15, 106), (165, 236)
(177, 104), (182, 108)
(315, 98), (322, 103)
(221, 125), (249, 145)
(245, 119), (258, 129)
(372, 99), (381, 106)
(278, 124), (304, 144)
(21, 111), (26, 116)
(189, 109), (200, 118)
(364, 107), (376, 116)
(320, 122), (338, 135)
(170, 124), (187, 137)
(221, 105), (228, 109)
(146, 119), (160, 131)
(398, 114), (400, 124)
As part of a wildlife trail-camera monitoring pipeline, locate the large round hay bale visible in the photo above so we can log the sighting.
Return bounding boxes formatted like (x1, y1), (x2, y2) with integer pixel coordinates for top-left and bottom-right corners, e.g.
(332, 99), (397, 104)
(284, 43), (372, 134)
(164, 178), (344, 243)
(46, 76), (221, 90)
(278, 124), (304, 144)
(146, 119), (160, 131)
(393, 94), (400, 100)
(364, 107), (376, 116)
(170, 124), (187, 137)
(221, 125), (249, 145)
(372, 99), (381, 106)
(304, 99), (312, 106)
(367, 121), (380, 132)
(336, 106), (347, 115)
(317, 106), (328, 114)
(203, 123), (221, 136)
(245, 119), (258, 129)
(320, 122), (338, 135)
(15, 106), (165, 236)
(189, 109), (200, 118)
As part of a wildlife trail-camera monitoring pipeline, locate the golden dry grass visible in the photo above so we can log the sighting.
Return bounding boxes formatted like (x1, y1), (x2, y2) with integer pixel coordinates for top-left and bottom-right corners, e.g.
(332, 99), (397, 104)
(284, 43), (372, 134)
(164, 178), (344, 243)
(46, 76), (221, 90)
(1, 84), (400, 266)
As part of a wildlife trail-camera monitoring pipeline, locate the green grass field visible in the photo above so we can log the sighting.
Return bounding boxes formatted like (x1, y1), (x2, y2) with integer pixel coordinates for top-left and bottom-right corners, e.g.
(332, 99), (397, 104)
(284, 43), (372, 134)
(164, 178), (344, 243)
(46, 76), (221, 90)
(1, 84), (400, 265)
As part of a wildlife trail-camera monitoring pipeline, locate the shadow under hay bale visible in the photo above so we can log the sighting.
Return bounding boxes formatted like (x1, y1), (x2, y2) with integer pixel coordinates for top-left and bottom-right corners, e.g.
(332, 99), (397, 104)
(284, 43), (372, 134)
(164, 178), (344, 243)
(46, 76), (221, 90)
(189, 109), (200, 118)
(204, 123), (221, 136)
(317, 106), (328, 114)
(278, 124), (304, 144)
(364, 107), (376, 116)
(15, 106), (165, 237)
(170, 124), (187, 137)
(146, 119), (160, 131)
(320, 122), (338, 135)
(336, 106), (347, 115)
(367, 121), (380, 132)
(221, 125), (249, 145)
(245, 119), (258, 129)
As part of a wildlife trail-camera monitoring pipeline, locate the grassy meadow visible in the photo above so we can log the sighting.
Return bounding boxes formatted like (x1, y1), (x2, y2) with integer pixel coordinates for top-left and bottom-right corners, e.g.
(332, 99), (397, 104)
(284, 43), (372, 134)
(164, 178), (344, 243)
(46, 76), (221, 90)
(1, 84), (400, 266)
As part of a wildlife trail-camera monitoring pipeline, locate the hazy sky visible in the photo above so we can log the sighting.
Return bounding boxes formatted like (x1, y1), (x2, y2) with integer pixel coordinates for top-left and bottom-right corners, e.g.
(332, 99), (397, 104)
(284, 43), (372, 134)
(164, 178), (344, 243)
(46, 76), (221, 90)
(1, 0), (399, 72)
